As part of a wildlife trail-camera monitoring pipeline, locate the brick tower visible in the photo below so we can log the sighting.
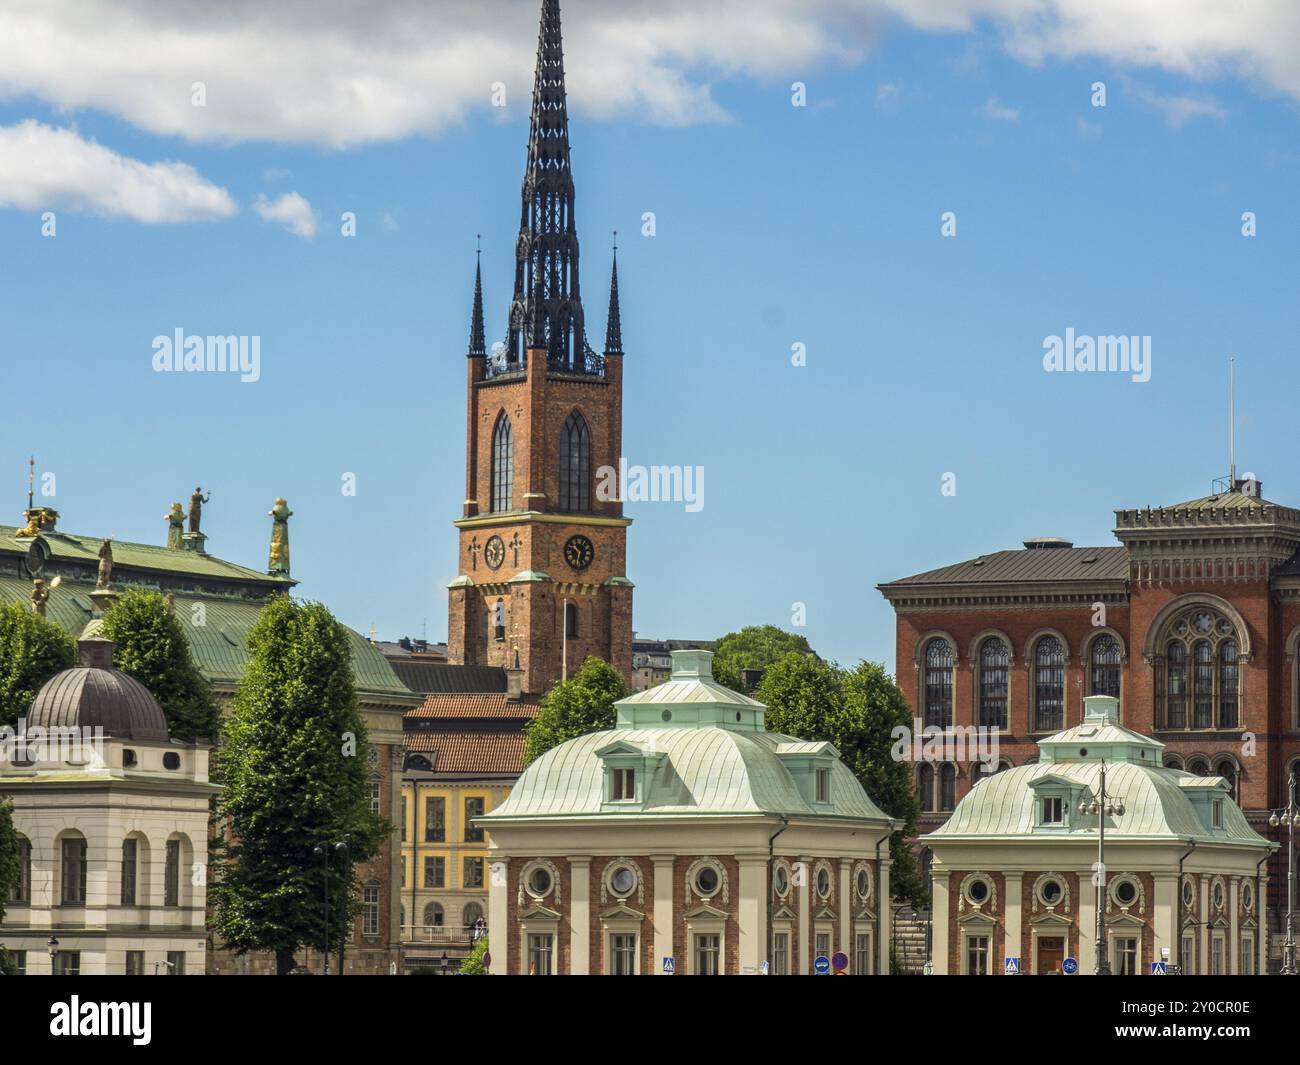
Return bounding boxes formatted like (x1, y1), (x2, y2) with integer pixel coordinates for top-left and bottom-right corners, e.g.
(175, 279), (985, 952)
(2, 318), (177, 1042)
(447, 0), (632, 696)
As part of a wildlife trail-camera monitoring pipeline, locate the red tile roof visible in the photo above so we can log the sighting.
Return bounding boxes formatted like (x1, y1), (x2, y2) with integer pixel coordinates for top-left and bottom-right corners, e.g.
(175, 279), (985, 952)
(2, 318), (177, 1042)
(404, 729), (528, 775)
(405, 693), (539, 720)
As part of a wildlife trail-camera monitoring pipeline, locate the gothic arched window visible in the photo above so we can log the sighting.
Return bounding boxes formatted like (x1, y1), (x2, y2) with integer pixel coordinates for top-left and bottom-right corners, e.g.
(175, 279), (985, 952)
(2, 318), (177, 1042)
(559, 411), (591, 512)
(939, 763), (957, 811)
(978, 637), (1009, 730)
(918, 764), (935, 812)
(922, 638), (954, 729)
(1033, 636), (1065, 732)
(493, 600), (506, 642)
(1155, 607), (1241, 730)
(491, 413), (513, 513)
(1089, 634), (1122, 698)
(564, 601), (578, 638)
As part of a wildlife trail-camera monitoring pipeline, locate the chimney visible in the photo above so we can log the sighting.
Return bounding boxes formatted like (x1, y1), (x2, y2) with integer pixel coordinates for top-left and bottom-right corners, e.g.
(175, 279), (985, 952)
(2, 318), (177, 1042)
(505, 666), (524, 702)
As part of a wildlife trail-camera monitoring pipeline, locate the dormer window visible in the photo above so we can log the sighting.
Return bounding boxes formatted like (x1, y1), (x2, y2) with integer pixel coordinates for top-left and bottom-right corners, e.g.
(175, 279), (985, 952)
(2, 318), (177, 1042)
(815, 768), (830, 803)
(1042, 797), (1063, 824)
(612, 767), (635, 801)
(1213, 799), (1223, 828)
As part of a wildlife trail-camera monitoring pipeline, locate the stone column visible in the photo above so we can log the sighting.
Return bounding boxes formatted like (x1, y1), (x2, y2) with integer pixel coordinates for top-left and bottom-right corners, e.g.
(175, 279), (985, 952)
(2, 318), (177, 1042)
(1229, 878), (1239, 975)
(486, 852), (509, 975)
(570, 857), (590, 975)
(1153, 874), (1177, 970)
(1199, 877), (1209, 975)
(838, 862), (851, 956)
(931, 869), (949, 975)
(879, 856), (892, 974)
(738, 857), (765, 974)
(1004, 873), (1023, 972)
(652, 854), (674, 975)
(1078, 882), (1096, 976)
(797, 856), (812, 975)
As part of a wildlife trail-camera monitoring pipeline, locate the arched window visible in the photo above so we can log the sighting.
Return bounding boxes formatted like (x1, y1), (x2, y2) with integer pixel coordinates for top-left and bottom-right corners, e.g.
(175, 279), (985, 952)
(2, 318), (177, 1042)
(564, 601), (578, 639)
(922, 638), (954, 728)
(1215, 760), (1238, 802)
(1033, 636), (1065, 732)
(491, 413), (513, 513)
(559, 411), (591, 512)
(918, 764), (935, 812)
(424, 902), (444, 927)
(462, 902), (484, 930)
(1156, 607), (1241, 730)
(493, 599), (506, 642)
(939, 763), (957, 811)
(1089, 635), (1122, 698)
(8, 836), (30, 904)
(978, 637), (1009, 730)
(1187, 758), (1210, 777)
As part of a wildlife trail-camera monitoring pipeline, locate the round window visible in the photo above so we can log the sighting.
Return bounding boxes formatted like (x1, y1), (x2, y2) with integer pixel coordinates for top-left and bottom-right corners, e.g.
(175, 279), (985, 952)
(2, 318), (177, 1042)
(527, 865), (553, 897)
(816, 868), (831, 898)
(773, 866), (789, 895)
(1040, 879), (1062, 906)
(966, 877), (990, 905)
(1115, 879), (1137, 906)
(855, 869), (870, 901)
(695, 864), (720, 897)
(610, 865), (636, 897)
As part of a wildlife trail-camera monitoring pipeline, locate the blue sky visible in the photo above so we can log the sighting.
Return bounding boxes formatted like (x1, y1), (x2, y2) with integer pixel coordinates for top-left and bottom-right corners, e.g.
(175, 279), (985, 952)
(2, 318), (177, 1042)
(1, 1), (1297, 672)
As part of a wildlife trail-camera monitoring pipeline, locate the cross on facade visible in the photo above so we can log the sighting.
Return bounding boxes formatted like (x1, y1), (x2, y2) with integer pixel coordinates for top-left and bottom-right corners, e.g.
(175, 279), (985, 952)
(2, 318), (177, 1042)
(509, 532), (522, 566)
(468, 537), (480, 570)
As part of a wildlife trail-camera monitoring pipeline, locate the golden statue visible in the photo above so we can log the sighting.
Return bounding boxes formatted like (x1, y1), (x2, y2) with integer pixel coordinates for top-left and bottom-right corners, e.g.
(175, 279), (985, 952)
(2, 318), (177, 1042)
(268, 497), (292, 576)
(165, 503), (184, 549)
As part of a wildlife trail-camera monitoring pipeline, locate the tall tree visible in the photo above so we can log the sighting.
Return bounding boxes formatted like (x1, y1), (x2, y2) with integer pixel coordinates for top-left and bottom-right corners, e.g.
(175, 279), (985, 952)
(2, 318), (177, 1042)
(211, 597), (387, 975)
(756, 652), (926, 906)
(0, 798), (19, 976)
(710, 624), (813, 690)
(524, 656), (628, 763)
(100, 589), (218, 741)
(0, 600), (75, 729)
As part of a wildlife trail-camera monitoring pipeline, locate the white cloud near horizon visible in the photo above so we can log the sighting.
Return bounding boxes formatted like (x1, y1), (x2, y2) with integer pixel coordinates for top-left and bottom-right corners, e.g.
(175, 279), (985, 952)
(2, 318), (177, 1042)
(0, 119), (236, 222)
(253, 191), (317, 238)
(0, 1), (1292, 148)
(976, 95), (1020, 121)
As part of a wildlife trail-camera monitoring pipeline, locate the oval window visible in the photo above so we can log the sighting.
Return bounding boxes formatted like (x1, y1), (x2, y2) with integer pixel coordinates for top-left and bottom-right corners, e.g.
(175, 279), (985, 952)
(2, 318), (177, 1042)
(695, 865), (720, 896)
(856, 869), (870, 900)
(967, 878), (990, 904)
(1115, 879), (1137, 906)
(1041, 879), (1062, 905)
(527, 866), (553, 897)
(610, 865), (636, 896)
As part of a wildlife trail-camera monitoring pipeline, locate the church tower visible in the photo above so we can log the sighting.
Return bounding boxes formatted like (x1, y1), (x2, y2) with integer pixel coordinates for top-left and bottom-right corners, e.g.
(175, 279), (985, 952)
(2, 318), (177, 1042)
(447, 0), (632, 695)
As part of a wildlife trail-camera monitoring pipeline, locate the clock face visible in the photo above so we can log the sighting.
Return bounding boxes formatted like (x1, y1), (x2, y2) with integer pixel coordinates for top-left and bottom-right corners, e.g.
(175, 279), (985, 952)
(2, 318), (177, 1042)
(563, 534), (595, 572)
(484, 534), (505, 571)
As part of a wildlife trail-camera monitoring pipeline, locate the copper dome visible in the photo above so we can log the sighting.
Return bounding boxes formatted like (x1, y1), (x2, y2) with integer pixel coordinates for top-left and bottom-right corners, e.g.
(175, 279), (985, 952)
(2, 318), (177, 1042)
(27, 636), (170, 742)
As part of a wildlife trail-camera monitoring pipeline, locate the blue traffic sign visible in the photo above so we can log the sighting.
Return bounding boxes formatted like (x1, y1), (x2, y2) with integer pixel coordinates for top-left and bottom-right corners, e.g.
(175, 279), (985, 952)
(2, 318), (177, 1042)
(813, 955), (831, 975)
(831, 951), (849, 972)
(1061, 957), (1078, 975)
(1004, 957), (1020, 975)
(662, 956), (675, 974)
(1151, 961), (1166, 975)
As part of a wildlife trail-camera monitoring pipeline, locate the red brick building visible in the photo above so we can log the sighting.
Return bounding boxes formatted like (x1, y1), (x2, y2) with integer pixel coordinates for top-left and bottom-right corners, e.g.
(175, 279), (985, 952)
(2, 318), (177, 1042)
(879, 479), (1300, 938)
(446, 0), (632, 696)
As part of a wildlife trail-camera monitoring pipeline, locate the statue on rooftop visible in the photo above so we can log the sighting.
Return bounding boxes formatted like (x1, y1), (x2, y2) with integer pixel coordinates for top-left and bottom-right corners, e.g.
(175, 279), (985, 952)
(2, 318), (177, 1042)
(188, 487), (210, 534)
(31, 578), (50, 617)
(166, 502), (184, 549)
(96, 539), (114, 590)
(268, 497), (292, 576)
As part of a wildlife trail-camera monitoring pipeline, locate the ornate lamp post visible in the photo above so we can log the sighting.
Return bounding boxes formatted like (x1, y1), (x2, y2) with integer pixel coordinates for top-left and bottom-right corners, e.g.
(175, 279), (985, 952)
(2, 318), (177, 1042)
(1269, 772), (1298, 975)
(313, 840), (352, 975)
(1079, 764), (1126, 975)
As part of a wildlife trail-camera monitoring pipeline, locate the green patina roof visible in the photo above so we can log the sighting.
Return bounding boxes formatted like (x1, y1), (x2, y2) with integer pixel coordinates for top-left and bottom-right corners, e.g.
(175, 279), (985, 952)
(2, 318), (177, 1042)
(0, 525), (410, 701)
(484, 650), (892, 823)
(929, 696), (1272, 849)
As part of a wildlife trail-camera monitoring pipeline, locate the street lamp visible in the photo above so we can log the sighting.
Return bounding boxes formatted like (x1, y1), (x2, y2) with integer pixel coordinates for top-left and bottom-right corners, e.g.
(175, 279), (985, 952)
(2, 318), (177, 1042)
(1078, 764), (1126, 975)
(1268, 772), (1298, 975)
(314, 839), (352, 976)
(47, 935), (59, 975)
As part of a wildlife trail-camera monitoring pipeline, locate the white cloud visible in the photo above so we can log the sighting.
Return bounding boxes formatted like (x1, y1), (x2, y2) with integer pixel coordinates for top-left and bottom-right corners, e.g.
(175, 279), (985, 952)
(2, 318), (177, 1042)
(0, 119), (235, 222)
(976, 95), (1020, 121)
(1124, 79), (1227, 127)
(0, 1), (1291, 147)
(253, 191), (317, 238)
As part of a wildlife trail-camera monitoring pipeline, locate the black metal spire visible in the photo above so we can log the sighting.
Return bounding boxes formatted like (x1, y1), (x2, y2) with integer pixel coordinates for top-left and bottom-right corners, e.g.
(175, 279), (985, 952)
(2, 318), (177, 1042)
(468, 238), (486, 358)
(605, 234), (622, 355)
(504, 0), (600, 375)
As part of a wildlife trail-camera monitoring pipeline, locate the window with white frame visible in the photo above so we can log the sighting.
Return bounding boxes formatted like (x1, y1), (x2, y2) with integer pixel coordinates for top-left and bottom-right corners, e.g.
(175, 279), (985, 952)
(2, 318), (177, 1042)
(773, 933), (789, 975)
(1114, 937), (1138, 975)
(694, 933), (721, 975)
(528, 933), (554, 975)
(609, 933), (636, 975)
(965, 935), (990, 975)
(612, 767), (636, 801)
(855, 932), (872, 975)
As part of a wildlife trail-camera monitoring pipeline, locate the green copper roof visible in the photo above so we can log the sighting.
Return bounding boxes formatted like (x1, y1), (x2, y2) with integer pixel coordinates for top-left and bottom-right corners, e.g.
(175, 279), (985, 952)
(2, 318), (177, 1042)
(929, 697), (1271, 849)
(485, 650), (892, 824)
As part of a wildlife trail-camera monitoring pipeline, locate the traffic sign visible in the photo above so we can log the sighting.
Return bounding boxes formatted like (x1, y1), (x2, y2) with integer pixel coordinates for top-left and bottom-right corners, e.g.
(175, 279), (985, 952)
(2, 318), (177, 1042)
(831, 951), (849, 972)
(760, 960), (769, 975)
(1151, 961), (1166, 975)
(663, 957), (675, 974)
(813, 955), (831, 975)
(1061, 957), (1077, 975)
(1004, 957), (1020, 975)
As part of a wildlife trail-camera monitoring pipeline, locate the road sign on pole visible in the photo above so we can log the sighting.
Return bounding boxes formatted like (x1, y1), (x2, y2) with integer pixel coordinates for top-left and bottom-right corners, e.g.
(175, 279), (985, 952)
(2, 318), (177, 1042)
(831, 951), (848, 973)
(813, 955), (831, 975)
(1061, 957), (1078, 975)
(1004, 957), (1020, 975)
(663, 957), (675, 974)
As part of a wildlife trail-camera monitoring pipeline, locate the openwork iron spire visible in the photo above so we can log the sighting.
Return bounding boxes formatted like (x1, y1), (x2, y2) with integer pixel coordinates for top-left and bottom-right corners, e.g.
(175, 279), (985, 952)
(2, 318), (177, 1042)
(502, 0), (601, 376)
(468, 241), (486, 358)
(605, 238), (622, 355)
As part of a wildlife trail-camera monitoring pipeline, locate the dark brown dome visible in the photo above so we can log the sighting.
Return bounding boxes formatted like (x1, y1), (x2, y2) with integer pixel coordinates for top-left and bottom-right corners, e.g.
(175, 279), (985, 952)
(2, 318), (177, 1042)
(28, 637), (170, 742)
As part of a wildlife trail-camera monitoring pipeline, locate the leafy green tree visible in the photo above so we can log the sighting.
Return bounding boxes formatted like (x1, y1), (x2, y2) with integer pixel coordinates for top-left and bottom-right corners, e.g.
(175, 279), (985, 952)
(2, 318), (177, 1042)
(101, 589), (218, 741)
(0, 600), (75, 728)
(710, 625), (813, 690)
(756, 652), (926, 906)
(459, 935), (489, 974)
(524, 656), (628, 763)
(0, 798), (19, 976)
(211, 597), (387, 975)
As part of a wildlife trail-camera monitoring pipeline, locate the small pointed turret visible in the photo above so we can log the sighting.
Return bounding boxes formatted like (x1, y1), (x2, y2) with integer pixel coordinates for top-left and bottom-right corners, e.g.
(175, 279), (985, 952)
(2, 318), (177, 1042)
(605, 239), (622, 355)
(468, 242), (486, 358)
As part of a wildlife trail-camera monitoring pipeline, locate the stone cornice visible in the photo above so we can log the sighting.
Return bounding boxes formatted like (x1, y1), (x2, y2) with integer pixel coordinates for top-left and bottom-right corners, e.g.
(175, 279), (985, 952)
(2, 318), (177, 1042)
(454, 510), (632, 531)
